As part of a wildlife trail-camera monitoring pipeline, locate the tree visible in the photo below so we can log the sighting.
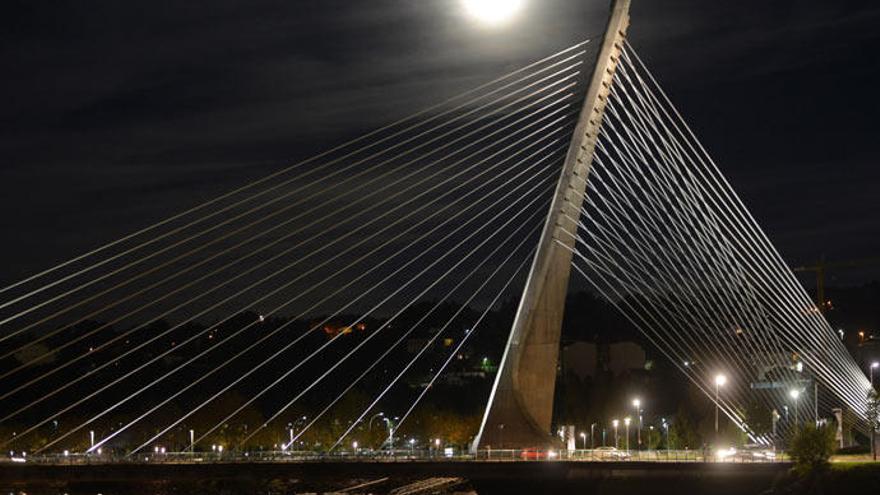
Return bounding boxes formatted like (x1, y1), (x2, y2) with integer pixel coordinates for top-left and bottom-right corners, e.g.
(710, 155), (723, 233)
(742, 399), (773, 438)
(867, 390), (879, 461)
(788, 423), (835, 475)
(645, 427), (662, 450)
(669, 405), (701, 450)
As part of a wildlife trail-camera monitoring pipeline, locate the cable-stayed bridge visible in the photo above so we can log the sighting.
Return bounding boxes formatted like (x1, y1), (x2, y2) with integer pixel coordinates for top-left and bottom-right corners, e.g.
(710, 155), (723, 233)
(0, 0), (872, 461)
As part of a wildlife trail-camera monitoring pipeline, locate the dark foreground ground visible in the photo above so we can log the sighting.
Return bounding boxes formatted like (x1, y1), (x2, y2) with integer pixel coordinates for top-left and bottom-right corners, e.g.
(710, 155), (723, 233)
(0, 461), (801, 495)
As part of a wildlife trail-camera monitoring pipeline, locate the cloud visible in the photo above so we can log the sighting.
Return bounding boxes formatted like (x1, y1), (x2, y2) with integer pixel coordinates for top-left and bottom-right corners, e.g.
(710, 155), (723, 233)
(1, 0), (878, 286)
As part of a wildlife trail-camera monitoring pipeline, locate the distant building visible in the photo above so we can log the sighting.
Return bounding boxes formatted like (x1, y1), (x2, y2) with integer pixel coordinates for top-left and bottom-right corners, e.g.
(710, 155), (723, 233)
(562, 341), (645, 380)
(322, 322), (366, 338)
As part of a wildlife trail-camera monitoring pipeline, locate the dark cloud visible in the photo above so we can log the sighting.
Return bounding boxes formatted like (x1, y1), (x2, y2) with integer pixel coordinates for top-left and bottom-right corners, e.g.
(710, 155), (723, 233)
(1, 0), (879, 286)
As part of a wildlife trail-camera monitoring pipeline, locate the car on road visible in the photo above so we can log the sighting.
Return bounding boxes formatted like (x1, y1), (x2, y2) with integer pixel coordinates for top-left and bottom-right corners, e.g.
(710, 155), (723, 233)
(738, 444), (777, 461)
(593, 446), (631, 460)
(519, 448), (548, 460)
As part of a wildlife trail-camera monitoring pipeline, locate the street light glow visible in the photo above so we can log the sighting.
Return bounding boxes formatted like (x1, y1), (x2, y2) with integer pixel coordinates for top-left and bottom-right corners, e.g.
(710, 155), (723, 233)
(715, 374), (727, 387)
(789, 389), (801, 399)
(872, 362), (879, 369)
(462, 0), (525, 26)
(632, 398), (641, 408)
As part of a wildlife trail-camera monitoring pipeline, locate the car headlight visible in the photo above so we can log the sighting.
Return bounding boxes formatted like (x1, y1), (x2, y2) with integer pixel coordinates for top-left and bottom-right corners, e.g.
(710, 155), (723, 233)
(716, 447), (736, 459)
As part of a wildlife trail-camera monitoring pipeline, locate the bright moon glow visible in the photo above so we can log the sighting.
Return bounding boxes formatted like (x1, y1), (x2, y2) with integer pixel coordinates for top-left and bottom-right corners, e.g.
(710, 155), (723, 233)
(462, 0), (525, 26)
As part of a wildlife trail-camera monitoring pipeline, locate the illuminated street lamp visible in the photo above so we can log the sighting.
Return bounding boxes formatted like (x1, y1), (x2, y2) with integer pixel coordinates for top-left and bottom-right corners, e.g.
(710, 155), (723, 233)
(624, 417), (631, 452)
(662, 418), (670, 450)
(286, 423), (293, 450)
(612, 419), (620, 449)
(369, 412), (385, 431)
(714, 374), (727, 438)
(579, 432), (587, 450)
(871, 362), (879, 388)
(790, 389), (802, 427)
(383, 417), (397, 452)
(632, 398), (642, 448)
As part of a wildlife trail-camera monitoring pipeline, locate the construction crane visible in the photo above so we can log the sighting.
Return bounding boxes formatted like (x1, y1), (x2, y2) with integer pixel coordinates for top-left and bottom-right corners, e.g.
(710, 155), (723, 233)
(791, 257), (880, 313)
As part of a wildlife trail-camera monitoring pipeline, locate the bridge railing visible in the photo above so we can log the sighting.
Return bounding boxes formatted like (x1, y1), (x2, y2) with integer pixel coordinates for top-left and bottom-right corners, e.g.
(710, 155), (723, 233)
(475, 448), (785, 463)
(4, 447), (786, 465)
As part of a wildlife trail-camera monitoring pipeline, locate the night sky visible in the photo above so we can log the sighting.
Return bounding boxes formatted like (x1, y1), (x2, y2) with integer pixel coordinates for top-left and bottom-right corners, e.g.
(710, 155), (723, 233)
(2, 0), (879, 288)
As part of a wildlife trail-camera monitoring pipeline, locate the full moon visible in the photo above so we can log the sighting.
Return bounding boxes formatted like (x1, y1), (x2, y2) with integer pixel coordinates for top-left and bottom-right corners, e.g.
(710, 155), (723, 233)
(462, 0), (526, 26)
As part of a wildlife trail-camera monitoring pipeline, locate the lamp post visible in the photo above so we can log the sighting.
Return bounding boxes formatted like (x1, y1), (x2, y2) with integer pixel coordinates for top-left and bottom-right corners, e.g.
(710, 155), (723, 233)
(590, 423), (597, 449)
(287, 423), (294, 450)
(714, 374), (727, 441)
(632, 398), (642, 448)
(662, 419), (670, 450)
(283, 416), (307, 451)
(612, 420), (619, 449)
(871, 362), (879, 388)
(579, 432), (587, 450)
(624, 417), (631, 452)
(498, 423), (505, 449)
(369, 412), (385, 432)
(189, 429), (195, 454)
(790, 389), (802, 428)
(384, 417), (398, 452)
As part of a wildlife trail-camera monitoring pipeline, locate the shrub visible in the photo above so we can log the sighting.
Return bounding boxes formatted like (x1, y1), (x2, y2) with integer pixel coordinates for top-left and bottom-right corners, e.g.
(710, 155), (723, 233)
(788, 424), (836, 475)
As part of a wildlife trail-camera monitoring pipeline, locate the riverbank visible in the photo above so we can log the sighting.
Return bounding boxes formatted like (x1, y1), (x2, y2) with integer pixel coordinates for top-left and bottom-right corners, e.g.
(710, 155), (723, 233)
(1, 461), (790, 494)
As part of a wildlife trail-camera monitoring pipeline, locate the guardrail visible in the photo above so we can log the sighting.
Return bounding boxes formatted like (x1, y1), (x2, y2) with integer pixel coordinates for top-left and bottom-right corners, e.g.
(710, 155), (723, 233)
(2, 447), (786, 465)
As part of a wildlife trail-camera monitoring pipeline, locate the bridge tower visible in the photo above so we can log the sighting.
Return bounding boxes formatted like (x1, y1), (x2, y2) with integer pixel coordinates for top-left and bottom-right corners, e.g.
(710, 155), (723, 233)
(473, 0), (631, 450)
